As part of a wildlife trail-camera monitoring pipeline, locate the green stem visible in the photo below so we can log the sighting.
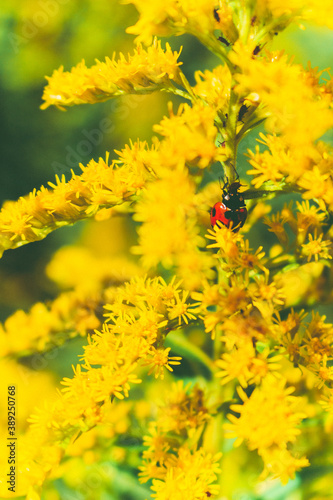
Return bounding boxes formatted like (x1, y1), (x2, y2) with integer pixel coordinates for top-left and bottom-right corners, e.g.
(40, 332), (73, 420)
(244, 184), (303, 200)
(166, 331), (215, 375)
(237, 3), (252, 43)
(236, 115), (267, 141)
(223, 83), (240, 182)
(194, 32), (235, 72)
(175, 71), (198, 101)
(164, 84), (193, 101)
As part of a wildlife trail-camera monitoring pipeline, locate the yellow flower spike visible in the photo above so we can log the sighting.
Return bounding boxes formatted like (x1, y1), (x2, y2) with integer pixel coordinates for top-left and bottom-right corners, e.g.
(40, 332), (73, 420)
(246, 134), (293, 188)
(0, 289), (102, 357)
(132, 169), (204, 269)
(251, 275), (285, 307)
(0, 154), (154, 257)
(306, 311), (333, 340)
(280, 201), (298, 232)
(140, 383), (219, 494)
(41, 39), (183, 110)
(215, 1), (238, 43)
(191, 281), (221, 308)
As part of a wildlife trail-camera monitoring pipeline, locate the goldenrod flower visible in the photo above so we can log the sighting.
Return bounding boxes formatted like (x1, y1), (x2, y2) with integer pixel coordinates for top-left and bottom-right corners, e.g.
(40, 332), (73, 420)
(236, 240), (267, 279)
(216, 341), (281, 387)
(41, 39), (183, 109)
(249, 276), (285, 320)
(260, 447), (309, 485)
(142, 347), (182, 379)
(155, 102), (228, 169)
(193, 65), (231, 110)
(225, 377), (307, 450)
(206, 223), (242, 259)
(167, 290), (196, 325)
(309, 355), (333, 389)
(125, 0), (217, 44)
(306, 311), (333, 341)
(2, 1), (333, 497)
(301, 230), (332, 262)
(246, 134), (287, 188)
(0, 153), (153, 256)
(264, 212), (289, 246)
(254, 0), (333, 30)
(319, 390), (333, 412)
(132, 168), (205, 271)
(281, 201), (298, 232)
(232, 45), (333, 155)
(139, 382), (216, 494)
(295, 199), (328, 246)
(150, 447), (221, 499)
(220, 313), (270, 349)
(0, 289), (102, 357)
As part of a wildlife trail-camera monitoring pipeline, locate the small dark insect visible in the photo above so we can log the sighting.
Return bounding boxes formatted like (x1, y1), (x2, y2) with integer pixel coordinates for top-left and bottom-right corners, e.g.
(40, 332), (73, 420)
(213, 9), (220, 22)
(210, 181), (247, 232)
(238, 104), (249, 122)
(218, 36), (230, 46)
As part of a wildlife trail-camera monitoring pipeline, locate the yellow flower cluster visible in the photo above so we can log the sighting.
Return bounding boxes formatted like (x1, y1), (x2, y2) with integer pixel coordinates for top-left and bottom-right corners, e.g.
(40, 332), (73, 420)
(0, 291), (99, 357)
(125, 0), (217, 45)
(192, 217), (333, 481)
(225, 377), (309, 483)
(0, 247), (143, 357)
(41, 39), (183, 110)
(216, 343), (282, 387)
(275, 311), (333, 384)
(1, 1), (333, 498)
(247, 134), (333, 210)
(193, 65), (232, 110)
(140, 381), (221, 498)
(263, 198), (332, 264)
(0, 149), (153, 256)
(11, 276), (196, 495)
(121, 103), (226, 288)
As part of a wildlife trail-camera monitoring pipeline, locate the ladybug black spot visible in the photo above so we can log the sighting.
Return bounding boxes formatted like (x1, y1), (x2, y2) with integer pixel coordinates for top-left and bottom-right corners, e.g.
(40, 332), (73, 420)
(211, 207), (216, 217)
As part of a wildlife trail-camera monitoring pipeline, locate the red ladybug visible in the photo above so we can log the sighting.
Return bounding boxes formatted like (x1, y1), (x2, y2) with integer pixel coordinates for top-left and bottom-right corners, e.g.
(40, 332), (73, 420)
(210, 181), (247, 232)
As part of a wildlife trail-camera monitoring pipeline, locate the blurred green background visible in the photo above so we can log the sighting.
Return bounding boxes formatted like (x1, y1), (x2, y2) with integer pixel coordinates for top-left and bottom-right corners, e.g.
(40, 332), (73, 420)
(0, 0), (332, 321)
